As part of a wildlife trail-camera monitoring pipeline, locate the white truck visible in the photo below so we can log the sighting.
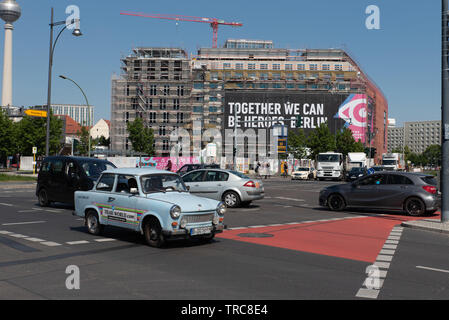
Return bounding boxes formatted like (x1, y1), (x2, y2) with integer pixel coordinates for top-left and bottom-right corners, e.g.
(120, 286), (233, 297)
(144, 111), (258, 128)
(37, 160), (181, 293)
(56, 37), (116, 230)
(316, 152), (344, 181)
(381, 153), (405, 171)
(346, 152), (368, 171)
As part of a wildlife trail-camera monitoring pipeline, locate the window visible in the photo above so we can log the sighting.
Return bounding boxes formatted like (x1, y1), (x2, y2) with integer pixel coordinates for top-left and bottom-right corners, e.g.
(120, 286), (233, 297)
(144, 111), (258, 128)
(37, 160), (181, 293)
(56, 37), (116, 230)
(159, 99), (167, 110)
(209, 106), (218, 113)
(322, 64), (330, 71)
(96, 173), (115, 192)
(223, 63), (231, 69)
(248, 63), (256, 70)
(272, 64), (280, 70)
(116, 175), (138, 193)
(182, 171), (205, 183)
(205, 171), (229, 182)
(209, 83), (218, 89)
(388, 175), (414, 185)
(260, 73), (268, 80)
(193, 106), (203, 113)
(285, 64), (293, 70)
(149, 85), (157, 95)
(209, 96), (218, 102)
(260, 64), (268, 70)
(359, 174), (387, 186)
(235, 63), (243, 70)
(297, 64), (305, 71)
(173, 99), (180, 110)
(335, 64), (343, 71)
(310, 64), (318, 71)
(194, 83), (204, 89)
(273, 73), (281, 80)
(163, 112), (169, 123)
(176, 113), (184, 123)
(177, 85), (184, 96)
(50, 159), (63, 174)
(234, 72), (243, 79)
(163, 85), (170, 96)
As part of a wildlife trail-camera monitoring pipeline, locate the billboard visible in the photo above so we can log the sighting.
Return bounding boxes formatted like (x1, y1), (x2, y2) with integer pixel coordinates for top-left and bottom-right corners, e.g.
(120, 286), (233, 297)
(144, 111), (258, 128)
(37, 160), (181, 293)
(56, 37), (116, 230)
(224, 91), (368, 143)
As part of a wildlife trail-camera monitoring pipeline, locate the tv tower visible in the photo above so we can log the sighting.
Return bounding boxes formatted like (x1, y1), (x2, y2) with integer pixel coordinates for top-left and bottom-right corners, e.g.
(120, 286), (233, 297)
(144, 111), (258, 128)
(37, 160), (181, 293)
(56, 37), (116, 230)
(0, 0), (20, 107)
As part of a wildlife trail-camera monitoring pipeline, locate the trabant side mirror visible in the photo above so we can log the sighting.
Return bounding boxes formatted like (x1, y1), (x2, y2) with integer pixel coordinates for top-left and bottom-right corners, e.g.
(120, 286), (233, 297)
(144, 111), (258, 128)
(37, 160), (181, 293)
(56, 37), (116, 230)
(130, 187), (139, 195)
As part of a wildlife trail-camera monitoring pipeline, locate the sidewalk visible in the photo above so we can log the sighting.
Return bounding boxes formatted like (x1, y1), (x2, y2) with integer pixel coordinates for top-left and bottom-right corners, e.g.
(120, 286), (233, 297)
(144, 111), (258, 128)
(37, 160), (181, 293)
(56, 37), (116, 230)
(401, 218), (449, 235)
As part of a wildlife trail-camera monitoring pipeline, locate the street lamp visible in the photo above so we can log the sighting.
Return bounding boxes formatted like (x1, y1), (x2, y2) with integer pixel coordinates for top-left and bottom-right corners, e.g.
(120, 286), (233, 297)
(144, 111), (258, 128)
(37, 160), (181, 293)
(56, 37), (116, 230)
(59, 75), (91, 157)
(45, 7), (82, 157)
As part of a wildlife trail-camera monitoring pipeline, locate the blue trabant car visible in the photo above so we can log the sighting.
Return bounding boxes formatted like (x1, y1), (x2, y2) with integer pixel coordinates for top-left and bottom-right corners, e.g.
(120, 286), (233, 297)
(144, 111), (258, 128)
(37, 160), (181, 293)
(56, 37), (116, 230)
(73, 168), (226, 247)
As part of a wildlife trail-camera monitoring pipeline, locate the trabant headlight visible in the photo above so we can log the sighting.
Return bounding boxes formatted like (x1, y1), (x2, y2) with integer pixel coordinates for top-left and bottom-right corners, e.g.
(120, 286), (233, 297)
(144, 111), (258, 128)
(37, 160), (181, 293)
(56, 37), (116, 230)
(180, 218), (187, 229)
(170, 205), (181, 219)
(216, 202), (226, 216)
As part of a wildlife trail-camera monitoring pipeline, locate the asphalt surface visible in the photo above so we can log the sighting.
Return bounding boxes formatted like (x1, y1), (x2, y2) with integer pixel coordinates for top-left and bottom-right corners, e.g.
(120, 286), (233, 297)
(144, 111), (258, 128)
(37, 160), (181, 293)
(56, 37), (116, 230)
(0, 178), (448, 300)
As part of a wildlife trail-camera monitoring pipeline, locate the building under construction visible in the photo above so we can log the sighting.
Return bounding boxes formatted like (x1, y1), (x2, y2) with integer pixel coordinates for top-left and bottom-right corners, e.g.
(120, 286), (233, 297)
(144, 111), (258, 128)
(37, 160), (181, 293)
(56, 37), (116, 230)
(111, 40), (388, 162)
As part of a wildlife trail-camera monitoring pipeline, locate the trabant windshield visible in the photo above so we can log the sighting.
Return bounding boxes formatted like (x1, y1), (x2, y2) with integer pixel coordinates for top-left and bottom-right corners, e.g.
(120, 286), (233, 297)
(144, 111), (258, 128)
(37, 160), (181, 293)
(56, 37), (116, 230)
(141, 174), (188, 193)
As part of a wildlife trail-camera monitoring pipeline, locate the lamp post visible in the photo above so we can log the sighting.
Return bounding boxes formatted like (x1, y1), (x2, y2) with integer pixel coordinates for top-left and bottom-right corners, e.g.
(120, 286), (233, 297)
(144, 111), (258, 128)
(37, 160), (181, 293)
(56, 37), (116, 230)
(45, 7), (82, 157)
(59, 75), (91, 157)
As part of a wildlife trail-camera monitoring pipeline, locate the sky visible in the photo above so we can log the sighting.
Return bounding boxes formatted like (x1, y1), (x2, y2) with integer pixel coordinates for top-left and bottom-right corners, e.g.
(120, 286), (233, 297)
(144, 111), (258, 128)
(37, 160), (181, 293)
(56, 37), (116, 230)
(2, 0), (441, 126)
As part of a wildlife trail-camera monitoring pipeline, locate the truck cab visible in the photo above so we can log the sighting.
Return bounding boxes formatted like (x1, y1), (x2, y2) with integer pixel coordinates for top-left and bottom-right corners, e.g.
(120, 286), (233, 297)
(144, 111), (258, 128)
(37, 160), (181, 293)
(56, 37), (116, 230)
(316, 152), (344, 181)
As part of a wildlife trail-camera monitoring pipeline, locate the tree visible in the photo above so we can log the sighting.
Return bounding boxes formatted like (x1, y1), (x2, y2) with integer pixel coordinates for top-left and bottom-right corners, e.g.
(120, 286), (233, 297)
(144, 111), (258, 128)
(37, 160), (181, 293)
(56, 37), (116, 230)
(422, 145), (441, 166)
(307, 122), (336, 159)
(15, 114), (63, 156)
(97, 135), (110, 148)
(76, 126), (93, 156)
(287, 129), (307, 159)
(127, 117), (155, 157)
(336, 127), (364, 157)
(0, 109), (15, 164)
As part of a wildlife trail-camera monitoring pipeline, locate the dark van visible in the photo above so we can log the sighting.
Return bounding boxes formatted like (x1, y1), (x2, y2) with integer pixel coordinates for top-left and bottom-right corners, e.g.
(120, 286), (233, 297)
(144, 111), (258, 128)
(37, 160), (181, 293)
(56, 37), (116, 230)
(36, 156), (116, 206)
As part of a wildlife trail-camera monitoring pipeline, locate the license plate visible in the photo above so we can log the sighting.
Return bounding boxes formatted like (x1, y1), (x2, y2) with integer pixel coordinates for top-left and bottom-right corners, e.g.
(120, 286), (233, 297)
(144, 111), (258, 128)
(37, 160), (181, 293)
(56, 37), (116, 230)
(190, 226), (212, 236)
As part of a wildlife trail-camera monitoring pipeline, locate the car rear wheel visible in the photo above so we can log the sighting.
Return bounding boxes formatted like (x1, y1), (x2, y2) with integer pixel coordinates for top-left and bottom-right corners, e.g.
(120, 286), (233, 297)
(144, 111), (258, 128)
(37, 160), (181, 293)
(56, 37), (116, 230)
(85, 210), (104, 235)
(328, 194), (346, 211)
(404, 197), (426, 216)
(223, 191), (241, 208)
(38, 189), (50, 207)
(144, 219), (165, 248)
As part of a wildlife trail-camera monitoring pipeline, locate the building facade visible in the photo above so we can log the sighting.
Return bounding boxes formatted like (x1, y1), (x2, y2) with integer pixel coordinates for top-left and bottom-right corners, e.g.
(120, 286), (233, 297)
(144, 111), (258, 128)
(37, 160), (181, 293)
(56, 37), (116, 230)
(387, 120), (441, 154)
(111, 48), (192, 156)
(110, 40), (389, 161)
(34, 104), (94, 127)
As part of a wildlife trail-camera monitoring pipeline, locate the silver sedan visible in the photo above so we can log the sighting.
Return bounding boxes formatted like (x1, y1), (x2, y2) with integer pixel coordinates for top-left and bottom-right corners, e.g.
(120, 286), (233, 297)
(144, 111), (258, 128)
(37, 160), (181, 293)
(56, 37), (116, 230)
(181, 169), (264, 208)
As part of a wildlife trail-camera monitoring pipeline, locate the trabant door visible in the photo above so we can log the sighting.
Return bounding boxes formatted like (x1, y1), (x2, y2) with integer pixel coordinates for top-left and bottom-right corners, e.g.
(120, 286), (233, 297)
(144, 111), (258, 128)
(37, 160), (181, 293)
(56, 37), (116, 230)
(102, 174), (141, 231)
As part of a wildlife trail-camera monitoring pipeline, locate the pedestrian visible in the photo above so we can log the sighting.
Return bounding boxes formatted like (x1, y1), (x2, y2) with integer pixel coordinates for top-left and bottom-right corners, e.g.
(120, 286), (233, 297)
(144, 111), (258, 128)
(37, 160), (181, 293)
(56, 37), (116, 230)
(165, 159), (172, 172)
(255, 161), (261, 177)
(283, 162), (288, 178)
(265, 162), (270, 179)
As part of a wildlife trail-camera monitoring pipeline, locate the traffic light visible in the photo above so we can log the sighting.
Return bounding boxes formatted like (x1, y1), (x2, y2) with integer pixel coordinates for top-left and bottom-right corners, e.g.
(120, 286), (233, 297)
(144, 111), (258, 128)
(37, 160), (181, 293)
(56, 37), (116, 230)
(233, 147), (237, 157)
(296, 115), (303, 128)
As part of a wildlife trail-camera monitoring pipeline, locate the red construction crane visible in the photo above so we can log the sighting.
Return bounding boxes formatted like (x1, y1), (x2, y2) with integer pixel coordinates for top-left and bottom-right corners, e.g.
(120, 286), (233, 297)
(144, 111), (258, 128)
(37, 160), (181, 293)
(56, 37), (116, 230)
(120, 12), (243, 48)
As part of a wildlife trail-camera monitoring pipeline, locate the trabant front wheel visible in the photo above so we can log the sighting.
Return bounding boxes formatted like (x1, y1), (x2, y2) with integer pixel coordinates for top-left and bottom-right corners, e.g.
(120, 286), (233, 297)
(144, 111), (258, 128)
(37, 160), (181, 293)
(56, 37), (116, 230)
(86, 210), (104, 235)
(144, 219), (165, 248)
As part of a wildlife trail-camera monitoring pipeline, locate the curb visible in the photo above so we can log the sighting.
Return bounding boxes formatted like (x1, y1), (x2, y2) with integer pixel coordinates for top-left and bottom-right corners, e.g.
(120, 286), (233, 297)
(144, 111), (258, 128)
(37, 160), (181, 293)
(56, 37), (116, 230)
(401, 219), (449, 235)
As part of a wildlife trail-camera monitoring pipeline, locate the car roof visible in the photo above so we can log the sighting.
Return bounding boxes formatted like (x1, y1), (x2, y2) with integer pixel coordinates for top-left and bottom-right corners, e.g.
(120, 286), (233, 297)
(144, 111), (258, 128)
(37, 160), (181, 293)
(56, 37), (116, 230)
(102, 167), (176, 176)
(185, 168), (234, 174)
(371, 171), (434, 178)
(44, 156), (111, 162)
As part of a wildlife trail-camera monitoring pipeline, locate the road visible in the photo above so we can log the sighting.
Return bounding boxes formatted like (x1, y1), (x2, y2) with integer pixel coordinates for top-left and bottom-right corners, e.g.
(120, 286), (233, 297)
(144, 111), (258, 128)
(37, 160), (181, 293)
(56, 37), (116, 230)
(0, 178), (448, 300)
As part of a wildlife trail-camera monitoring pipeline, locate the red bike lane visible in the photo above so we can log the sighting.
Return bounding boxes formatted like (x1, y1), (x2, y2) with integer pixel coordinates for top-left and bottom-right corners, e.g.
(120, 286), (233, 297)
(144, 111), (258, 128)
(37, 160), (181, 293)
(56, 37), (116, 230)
(217, 213), (440, 263)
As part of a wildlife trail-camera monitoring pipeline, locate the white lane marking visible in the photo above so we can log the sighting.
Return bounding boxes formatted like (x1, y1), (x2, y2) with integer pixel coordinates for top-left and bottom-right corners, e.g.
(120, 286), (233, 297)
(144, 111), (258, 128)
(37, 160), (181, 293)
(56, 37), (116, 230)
(9, 234), (28, 238)
(2, 221), (46, 226)
(0, 203), (13, 206)
(24, 237), (45, 242)
(356, 288), (380, 299)
(379, 249), (396, 255)
(416, 266), (449, 274)
(356, 226), (404, 299)
(18, 210), (41, 213)
(275, 197), (305, 202)
(0, 231), (12, 234)
(66, 240), (90, 245)
(94, 238), (116, 242)
(41, 241), (62, 247)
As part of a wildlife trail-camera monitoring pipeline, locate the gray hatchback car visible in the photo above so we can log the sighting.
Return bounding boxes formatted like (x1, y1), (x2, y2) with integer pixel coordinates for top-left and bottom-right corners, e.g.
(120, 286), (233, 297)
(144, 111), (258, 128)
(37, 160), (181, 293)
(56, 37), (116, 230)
(319, 172), (440, 216)
(181, 169), (264, 208)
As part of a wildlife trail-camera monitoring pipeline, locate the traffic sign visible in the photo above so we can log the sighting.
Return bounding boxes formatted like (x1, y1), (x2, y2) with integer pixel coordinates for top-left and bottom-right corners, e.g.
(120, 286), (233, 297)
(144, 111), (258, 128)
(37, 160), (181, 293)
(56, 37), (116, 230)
(367, 168), (375, 175)
(32, 147), (37, 154)
(25, 109), (47, 118)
